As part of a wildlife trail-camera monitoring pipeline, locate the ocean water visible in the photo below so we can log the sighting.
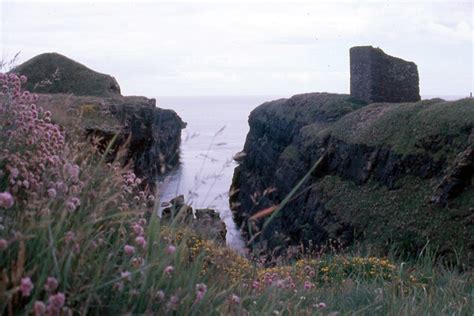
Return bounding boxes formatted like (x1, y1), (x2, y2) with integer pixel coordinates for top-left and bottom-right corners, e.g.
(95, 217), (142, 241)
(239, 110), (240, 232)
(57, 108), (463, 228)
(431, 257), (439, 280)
(154, 94), (467, 250)
(155, 95), (280, 250)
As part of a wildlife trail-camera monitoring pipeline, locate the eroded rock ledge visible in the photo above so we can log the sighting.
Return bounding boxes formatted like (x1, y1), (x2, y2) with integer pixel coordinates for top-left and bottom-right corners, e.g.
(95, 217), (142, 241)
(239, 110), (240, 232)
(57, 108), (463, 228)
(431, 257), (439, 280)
(230, 93), (473, 264)
(12, 53), (185, 185)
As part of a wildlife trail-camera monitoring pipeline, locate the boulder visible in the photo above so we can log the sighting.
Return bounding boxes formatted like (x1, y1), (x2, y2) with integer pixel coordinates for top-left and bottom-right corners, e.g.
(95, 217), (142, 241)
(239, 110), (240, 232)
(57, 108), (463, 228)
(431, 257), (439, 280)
(350, 46), (420, 103)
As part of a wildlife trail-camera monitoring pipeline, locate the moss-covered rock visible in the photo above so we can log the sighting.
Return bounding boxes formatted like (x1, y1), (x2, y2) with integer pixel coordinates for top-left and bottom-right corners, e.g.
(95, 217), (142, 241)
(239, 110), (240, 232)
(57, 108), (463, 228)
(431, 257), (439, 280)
(11, 53), (121, 97)
(230, 94), (473, 265)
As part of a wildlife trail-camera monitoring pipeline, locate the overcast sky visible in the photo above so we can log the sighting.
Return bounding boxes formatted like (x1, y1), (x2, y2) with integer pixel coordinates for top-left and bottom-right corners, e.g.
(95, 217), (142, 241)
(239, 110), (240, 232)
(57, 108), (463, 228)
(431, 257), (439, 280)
(1, 0), (472, 97)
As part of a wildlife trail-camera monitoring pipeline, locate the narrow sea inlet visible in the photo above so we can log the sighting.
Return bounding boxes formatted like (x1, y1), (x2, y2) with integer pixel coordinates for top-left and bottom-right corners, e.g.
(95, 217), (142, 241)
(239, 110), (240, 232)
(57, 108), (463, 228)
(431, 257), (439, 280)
(155, 95), (279, 250)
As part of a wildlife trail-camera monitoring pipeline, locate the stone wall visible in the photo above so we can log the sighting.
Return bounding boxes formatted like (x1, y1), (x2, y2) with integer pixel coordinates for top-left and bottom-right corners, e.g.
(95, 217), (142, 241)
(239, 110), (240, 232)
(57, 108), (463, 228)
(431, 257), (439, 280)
(350, 46), (420, 103)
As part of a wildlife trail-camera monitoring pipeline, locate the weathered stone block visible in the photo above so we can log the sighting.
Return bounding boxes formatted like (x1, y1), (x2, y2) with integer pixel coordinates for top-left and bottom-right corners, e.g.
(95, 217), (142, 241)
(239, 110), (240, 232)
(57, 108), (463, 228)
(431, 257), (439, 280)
(350, 46), (420, 103)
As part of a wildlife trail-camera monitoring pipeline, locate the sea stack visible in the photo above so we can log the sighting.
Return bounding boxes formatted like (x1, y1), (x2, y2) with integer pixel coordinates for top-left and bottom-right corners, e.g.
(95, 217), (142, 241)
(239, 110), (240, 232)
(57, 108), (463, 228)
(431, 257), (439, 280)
(350, 46), (420, 103)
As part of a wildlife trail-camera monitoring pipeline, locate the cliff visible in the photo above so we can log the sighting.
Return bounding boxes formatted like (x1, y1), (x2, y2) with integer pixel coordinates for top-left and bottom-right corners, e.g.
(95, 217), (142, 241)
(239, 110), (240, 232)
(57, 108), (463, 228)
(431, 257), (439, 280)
(230, 93), (473, 264)
(11, 53), (185, 184)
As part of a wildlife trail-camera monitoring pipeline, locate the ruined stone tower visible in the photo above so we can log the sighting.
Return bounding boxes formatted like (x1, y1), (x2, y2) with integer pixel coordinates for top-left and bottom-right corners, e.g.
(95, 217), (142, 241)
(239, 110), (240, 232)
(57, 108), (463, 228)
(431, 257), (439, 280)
(350, 46), (420, 103)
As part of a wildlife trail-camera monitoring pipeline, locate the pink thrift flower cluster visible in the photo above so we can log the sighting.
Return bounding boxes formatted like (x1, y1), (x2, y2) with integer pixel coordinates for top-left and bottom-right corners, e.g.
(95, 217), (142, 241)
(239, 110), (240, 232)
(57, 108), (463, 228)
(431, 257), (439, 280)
(117, 169), (154, 210)
(28, 276), (66, 316)
(20, 277), (34, 297)
(259, 273), (297, 291)
(0, 72), (83, 208)
(194, 283), (207, 303)
(0, 191), (14, 208)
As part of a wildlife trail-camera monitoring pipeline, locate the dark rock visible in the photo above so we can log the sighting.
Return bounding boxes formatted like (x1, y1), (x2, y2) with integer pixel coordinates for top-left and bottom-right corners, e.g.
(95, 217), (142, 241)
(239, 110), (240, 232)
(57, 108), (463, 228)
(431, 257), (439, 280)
(12, 53), (121, 97)
(231, 94), (474, 264)
(431, 145), (474, 206)
(35, 93), (185, 185)
(162, 196), (227, 243)
(350, 46), (420, 103)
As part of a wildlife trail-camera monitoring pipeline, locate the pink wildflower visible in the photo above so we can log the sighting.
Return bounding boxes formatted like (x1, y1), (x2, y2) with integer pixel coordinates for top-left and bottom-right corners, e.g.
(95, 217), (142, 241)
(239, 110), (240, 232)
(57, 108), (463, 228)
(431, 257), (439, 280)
(121, 271), (131, 281)
(167, 295), (179, 310)
(48, 292), (65, 310)
(252, 280), (260, 290)
(47, 188), (57, 198)
(0, 192), (14, 208)
(135, 236), (147, 248)
(124, 245), (135, 255)
(132, 223), (144, 236)
(65, 201), (76, 212)
(318, 302), (327, 308)
(66, 164), (80, 182)
(166, 245), (176, 255)
(10, 168), (19, 178)
(303, 281), (315, 290)
(44, 276), (59, 292)
(20, 277), (34, 297)
(195, 283), (207, 303)
(34, 301), (46, 316)
(0, 239), (7, 251)
(164, 265), (174, 276)
(156, 290), (165, 301)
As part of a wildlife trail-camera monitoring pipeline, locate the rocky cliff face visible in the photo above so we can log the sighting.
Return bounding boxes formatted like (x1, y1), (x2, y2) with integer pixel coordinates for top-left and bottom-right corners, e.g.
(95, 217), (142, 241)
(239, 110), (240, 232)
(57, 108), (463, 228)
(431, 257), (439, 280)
(12, 53), (185, 185)
(230, 93), (473, 264)
(35, 93), (185, 184)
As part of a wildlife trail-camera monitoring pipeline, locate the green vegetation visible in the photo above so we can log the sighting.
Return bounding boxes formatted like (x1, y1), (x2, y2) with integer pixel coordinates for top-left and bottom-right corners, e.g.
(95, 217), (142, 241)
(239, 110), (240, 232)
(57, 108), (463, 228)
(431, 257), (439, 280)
(1, 74), (472, 315)
(317, 175), (473, 266)
(327, 98), (474, 158)
(12, 53), (121, 97)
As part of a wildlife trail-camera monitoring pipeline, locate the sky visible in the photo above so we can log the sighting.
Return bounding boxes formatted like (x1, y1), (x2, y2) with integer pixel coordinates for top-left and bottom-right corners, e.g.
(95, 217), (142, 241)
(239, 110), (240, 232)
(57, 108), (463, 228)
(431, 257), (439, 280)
(1, 0), (472, 97)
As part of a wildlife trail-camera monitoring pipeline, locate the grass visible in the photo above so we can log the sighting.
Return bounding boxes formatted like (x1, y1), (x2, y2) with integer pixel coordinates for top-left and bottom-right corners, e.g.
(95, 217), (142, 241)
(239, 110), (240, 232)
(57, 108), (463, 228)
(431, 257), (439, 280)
(0, 75), (472, 314)
(325, 98), (474, 159)
(317, 175), (473, 267)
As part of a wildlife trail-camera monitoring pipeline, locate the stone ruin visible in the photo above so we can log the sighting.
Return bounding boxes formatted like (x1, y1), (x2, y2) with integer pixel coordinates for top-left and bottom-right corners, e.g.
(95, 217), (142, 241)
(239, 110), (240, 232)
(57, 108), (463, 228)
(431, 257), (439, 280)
(350, 46), (420, 103)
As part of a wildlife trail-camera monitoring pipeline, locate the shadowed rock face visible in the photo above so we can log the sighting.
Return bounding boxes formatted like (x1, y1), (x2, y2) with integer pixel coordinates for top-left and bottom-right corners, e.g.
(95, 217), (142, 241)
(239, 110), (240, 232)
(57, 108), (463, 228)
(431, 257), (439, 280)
(350, 46), (420, 103)
(230, 93), (473, 264)
(12, 53), (185, 185)
(34, 93), (185, 185)
(12, 53), (121, 97)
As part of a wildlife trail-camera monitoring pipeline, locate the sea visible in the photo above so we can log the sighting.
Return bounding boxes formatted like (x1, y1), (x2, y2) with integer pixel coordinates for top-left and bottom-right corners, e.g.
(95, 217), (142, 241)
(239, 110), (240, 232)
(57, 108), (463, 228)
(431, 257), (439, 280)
(155, 95), (281, 250)
(154, 94), (468, 250)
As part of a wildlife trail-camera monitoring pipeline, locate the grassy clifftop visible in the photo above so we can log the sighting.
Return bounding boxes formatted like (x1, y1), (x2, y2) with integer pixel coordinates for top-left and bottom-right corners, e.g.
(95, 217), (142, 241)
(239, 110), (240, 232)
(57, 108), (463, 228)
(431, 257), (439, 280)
(12, 53), (121, 97)
(326, 98), (473, 158)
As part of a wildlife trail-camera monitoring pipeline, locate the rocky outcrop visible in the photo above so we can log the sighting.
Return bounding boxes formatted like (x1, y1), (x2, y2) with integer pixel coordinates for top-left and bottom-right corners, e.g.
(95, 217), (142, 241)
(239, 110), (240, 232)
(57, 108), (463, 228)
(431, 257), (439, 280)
(350, 46), (420, 103)
(230, 93), (473, 264)
(162, 195), (227, 243)
(35, 93), (185, 184)
(12, 53), (121, 97)
(12, 53), (185, 185)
